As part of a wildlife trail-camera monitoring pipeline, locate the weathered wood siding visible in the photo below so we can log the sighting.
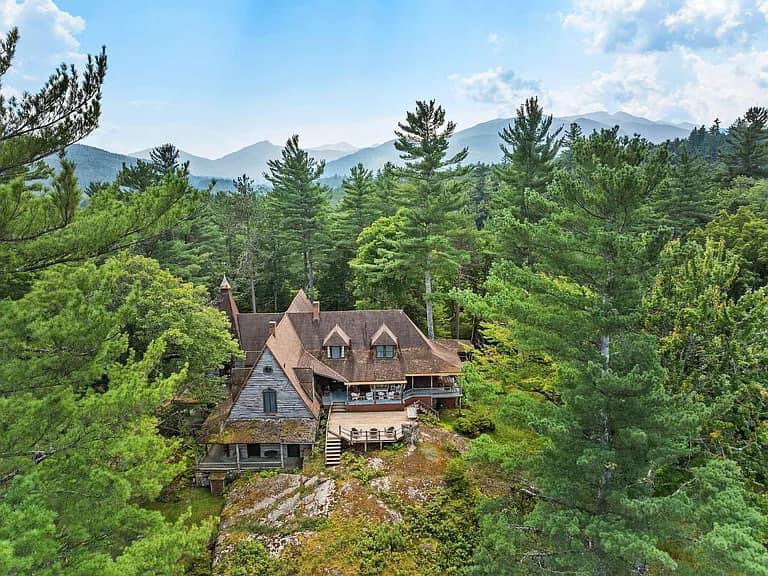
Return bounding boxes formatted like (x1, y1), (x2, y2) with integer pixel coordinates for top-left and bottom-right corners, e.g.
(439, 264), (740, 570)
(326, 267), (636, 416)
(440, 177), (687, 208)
(228, 348), (314, 421)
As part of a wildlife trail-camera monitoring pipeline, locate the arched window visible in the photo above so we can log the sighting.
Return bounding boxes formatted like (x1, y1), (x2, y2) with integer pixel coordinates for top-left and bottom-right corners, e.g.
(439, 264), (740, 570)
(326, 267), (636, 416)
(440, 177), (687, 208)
(263, 388), (277, 413)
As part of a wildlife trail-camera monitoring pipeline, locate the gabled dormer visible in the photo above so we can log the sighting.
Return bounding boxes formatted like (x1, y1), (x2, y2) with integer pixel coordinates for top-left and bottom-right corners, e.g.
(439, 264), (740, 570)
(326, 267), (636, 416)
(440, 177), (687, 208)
(323, 323), (350, 359)
(370, 323), (398, 359)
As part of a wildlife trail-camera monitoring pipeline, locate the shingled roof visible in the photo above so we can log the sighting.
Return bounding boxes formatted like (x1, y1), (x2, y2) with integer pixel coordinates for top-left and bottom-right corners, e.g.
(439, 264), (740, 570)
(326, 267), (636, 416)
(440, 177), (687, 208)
(219, 289), (463, 387)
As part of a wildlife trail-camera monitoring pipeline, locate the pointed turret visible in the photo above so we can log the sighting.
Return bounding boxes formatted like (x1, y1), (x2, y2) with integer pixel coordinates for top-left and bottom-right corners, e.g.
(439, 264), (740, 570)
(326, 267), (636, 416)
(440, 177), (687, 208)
(218, 275), (240, 339)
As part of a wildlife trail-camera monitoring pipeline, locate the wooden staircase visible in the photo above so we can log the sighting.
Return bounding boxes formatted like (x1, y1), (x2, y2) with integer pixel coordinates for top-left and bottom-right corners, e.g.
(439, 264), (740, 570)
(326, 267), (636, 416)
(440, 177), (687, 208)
(414, 399), (440, 420)
(325, 404), (345, 467)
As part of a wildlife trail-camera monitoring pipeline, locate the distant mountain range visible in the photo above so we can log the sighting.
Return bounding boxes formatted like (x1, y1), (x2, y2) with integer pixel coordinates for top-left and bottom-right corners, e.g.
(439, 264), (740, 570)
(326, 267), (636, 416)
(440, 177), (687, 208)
(48, 112), (695, 190)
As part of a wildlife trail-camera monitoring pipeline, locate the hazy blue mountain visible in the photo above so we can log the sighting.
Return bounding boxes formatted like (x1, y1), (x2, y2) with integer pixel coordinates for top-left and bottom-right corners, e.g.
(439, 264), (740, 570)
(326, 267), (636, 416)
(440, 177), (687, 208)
(59, 112), (694, 188)
(322, 111), (694, 177)
(45, 144), (232, 191)
(131, 141), (357, 180)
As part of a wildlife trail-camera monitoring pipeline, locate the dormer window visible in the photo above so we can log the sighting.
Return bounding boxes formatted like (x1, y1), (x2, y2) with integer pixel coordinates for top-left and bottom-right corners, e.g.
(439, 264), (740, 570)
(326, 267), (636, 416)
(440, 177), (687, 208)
(375, 344), (395, 359)
(323, 324), (350, 359)
(327, 345), (345, 359)
(371, 323), (398, 359)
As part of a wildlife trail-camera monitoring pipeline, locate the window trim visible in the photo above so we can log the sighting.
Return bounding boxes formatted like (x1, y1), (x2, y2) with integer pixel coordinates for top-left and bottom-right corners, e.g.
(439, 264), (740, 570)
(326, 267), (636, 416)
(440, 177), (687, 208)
(262, 388), (278, 413)
(375, 344), (395, 359)
(326, 345), (345, 359)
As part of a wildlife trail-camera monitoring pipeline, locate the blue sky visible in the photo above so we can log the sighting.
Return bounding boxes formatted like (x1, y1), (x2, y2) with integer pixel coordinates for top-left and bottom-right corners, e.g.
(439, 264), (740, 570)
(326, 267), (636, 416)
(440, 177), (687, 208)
(3, 1), (768, 157)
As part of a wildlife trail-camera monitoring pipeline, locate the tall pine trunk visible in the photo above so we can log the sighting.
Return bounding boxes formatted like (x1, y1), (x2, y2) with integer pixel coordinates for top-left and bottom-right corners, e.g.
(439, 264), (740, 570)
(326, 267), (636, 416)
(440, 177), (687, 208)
(424, 256), (435, 340)
(304, 247), (314, 298)
(249, 257), (257, 312)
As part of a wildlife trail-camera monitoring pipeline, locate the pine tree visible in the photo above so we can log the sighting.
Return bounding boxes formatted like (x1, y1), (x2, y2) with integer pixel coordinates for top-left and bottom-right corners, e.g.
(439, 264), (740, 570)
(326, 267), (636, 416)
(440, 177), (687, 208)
(265, 135), (330, 298)
(338, 163), (378, 239)
(150, 143), (188, 176)
(320, 163), (378, 308)
(652, 145), (716, 237)
(722, 106), (768, 180)
(493, 97), (562, 220)
(0, 255), (235, 574)
(646, 239), (768, 487)
(394, 100), (472, 338)
(0, 28), (107, 181)
(478, 129), (683, 573)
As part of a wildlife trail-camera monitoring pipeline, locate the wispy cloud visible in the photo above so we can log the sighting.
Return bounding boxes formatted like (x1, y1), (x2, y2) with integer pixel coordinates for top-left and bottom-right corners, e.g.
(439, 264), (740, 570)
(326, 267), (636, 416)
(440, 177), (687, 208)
(449, 67), (540, 113)
(563, 0), (768, 53)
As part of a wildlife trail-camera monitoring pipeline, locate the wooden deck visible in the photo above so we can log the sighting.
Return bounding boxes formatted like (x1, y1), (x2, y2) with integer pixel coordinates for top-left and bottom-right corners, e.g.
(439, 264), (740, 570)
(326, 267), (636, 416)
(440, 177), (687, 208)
(327, 407), (416, 445)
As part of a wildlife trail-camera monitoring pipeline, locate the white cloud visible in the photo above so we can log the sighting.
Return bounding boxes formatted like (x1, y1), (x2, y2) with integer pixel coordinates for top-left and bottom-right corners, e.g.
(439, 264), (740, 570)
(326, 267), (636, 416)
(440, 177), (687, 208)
(449, 67), (540, 114)
(0, 0), (86, 86)
(487, 32), (501, 51)
(564, 0), (768, 52)
(450, 43), (767, 126)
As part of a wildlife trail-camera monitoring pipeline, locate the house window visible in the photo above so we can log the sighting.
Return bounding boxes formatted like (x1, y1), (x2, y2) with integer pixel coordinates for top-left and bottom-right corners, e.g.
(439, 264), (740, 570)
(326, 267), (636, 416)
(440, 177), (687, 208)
(263, 388), (277, 413)
(327, 345), (345, 359)
(286, 444), (300, 458)
(375, 344), (395, 358)
(246, 443), (260, 458)
(263, 365), (273, 374)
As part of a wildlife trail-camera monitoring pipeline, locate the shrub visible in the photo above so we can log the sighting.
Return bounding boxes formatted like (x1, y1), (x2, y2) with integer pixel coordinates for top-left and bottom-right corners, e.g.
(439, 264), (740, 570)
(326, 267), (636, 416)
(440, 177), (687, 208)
(217, 540), (286, 576)
(454, 409), (495, 438)
(444, 458), (470, 495)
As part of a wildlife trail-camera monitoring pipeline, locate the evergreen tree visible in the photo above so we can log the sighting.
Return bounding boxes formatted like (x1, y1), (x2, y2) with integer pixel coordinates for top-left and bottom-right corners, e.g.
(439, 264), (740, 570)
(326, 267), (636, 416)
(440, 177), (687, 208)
(493, 97), (562, 220)
(652, 145), (716, 237)
(0, 255), (236, 574)
(393, 99), (472, 339)
(320, 163), (378, 308)
(646, 240), (768, 488)
(0, 28), (107, 181)
(723, 106), (768, 180)
(265, 134), (330, 298)
(150, 143), (188, 176)
(337, 163), (378, 239)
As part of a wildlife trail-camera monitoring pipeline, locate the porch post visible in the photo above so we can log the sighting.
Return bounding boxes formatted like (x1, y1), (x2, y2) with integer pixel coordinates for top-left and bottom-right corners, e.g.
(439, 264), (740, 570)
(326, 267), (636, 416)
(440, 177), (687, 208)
(235, 443), (241, 472)
(280, 443), (285, 468)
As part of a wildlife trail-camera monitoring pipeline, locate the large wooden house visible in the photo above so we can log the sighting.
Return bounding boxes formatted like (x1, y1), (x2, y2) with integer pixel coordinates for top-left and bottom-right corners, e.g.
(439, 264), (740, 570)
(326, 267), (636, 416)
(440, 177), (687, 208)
(198, 279), (466, 489)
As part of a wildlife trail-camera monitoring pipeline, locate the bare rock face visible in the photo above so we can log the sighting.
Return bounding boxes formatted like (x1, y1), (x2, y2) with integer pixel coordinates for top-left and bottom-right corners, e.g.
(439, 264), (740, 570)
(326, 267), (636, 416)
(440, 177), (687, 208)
(214, 473), (336, 566)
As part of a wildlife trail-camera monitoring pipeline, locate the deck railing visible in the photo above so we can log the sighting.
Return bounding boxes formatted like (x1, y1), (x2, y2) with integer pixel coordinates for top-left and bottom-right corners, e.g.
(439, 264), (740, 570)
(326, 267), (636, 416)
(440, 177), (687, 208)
(327, 423), (411, 444)
(196, 458), (282, 471)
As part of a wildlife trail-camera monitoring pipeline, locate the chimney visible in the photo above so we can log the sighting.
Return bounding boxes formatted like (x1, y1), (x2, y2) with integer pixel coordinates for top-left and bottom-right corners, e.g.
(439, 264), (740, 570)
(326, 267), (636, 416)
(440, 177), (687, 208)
(312, 301), (320, 322)
(268, 320), (277, 337)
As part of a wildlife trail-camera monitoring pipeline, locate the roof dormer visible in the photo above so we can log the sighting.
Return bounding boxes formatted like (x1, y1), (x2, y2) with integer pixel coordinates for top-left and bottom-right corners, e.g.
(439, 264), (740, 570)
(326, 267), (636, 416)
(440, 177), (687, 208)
(371, 323), (398, 359)
(323, 324), (350, 360)
(370, 323), (398, 347)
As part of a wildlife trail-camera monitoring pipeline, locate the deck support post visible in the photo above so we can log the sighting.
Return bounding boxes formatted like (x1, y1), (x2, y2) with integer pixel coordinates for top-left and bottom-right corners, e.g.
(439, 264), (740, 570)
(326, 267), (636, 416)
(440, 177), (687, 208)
(280, 443), (285, 468)
(235, 443), (241, 472)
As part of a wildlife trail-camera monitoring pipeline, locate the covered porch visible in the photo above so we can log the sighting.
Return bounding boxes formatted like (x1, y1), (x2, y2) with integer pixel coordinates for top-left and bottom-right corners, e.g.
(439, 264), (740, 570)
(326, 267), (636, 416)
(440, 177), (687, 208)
(321, 375), (461, 407)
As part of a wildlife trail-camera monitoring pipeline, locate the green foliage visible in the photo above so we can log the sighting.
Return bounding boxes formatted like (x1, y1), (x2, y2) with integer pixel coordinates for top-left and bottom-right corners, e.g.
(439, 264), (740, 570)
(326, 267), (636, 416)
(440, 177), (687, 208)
(0, 255), (236, 575)
(393, 99), (474, 338)
(0, 28), (107, 181)
(319, 163), (379, 308)
(355, 523), (409, 576)
(494, 97), (562, 221)
(470, 127), (754, 574)
(651, 145), (717, 237)
(646, 239), (768, 488)
(453, 408), (496, 438)
(691, 207), (768, 293)
(217, 540), (287, 576)
(338, 452), (380, 485)
(265, 134), (331, 298)
(723, 106), (768, 180)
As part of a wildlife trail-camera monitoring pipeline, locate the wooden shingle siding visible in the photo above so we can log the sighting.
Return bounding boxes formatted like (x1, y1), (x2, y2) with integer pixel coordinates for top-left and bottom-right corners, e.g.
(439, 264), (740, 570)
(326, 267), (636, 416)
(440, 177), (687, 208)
(228, 349), (314, 421)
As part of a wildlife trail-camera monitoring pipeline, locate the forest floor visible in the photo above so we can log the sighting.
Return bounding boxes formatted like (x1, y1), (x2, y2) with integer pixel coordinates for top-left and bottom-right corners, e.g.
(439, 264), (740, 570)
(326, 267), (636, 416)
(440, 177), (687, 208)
(210, 422), (501, 576)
